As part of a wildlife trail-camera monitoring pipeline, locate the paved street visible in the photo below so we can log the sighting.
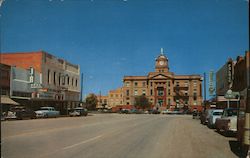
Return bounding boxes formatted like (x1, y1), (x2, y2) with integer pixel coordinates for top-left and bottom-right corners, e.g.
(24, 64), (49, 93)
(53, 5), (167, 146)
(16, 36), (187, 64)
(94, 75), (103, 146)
(1, 114), (239, 158)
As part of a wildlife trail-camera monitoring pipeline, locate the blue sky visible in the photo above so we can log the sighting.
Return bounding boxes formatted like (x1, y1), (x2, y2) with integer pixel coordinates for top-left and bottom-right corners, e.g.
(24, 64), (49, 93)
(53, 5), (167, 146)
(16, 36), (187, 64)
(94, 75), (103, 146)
(0, 0), (249, 99)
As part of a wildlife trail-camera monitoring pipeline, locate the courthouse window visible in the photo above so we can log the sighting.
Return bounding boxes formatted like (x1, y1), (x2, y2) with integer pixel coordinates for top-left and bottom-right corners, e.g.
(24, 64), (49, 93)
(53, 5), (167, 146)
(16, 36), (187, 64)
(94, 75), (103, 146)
(142, 90), (146, 95)
(193, 81), (197, 87)
(125, 82), (130, 87)
(126, 90), (129, 96)
(185, 91), (188, 96)
(134, 90), (138, 95)
(176, 81), (179, 87)
(134, 82), (138, 86)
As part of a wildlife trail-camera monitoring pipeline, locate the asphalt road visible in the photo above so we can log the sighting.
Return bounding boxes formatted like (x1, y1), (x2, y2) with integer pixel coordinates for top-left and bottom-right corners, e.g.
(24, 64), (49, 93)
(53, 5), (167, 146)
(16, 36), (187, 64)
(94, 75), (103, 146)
(1, 114), (239, 158)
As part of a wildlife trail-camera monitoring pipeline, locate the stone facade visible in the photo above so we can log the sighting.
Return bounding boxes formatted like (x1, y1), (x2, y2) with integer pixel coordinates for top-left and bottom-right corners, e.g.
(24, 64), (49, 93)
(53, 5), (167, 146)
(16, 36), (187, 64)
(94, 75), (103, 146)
(95, 49), (203, 110)
(122, 49), (203, 110)
(108, 88), (123, 108)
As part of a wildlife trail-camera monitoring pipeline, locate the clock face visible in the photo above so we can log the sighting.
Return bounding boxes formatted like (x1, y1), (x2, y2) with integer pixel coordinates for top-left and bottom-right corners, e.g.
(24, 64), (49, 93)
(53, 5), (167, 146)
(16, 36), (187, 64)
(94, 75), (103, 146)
(159, 61), (164, 65)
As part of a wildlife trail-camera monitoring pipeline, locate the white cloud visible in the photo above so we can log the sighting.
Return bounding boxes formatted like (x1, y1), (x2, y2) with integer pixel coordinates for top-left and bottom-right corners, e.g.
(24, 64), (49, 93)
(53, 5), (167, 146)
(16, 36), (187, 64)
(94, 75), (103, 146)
(0, 0), (4, 7)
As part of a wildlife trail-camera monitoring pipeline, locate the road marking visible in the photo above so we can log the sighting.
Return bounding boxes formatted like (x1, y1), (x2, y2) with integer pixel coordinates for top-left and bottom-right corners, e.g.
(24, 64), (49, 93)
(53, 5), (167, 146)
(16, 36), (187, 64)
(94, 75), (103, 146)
(62, 135), (103, 150)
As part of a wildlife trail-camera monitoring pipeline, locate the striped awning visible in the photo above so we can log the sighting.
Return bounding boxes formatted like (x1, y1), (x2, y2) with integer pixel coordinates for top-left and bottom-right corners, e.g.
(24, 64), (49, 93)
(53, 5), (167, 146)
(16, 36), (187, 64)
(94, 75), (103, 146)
(1, 95), (20, 105)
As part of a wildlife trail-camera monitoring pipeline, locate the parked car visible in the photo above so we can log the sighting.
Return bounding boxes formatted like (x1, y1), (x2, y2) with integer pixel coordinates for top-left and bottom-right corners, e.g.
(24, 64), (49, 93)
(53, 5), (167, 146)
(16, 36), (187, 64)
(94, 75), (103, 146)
(69, 107), (88, 117)
(171, 108), (181, 114)
(215, 108), (238, 133)
(192, 109), (199, 119)
(207, 109), (223, 128)
(130, 109), (143, 114)
(237, 100), (250, 157)
(151, 109), (160, 114)
(161, 109), (171, 114)
(200, 109), (214, 125)
(120, 109), (130, 114)
(5, 106), (36, 120)
(35, 107), (60, 118)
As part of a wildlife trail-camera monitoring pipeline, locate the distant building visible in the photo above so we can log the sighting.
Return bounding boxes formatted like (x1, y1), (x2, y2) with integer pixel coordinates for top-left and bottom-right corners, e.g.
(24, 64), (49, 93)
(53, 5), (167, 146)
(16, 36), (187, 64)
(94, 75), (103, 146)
(96, 95), (108, 109)
(0, 51), (80, 114)
(122, 49), (203, 111)
(108, 88), (123, 108)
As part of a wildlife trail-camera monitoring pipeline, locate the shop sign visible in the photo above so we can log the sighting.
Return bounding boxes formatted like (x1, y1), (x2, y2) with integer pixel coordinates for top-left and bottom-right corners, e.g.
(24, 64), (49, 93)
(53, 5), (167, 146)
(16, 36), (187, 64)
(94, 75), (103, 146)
(31, 83), (42, 89)
(227, 61), (233, 84)
(209, 70), (215, 95)
(37, 92), (54, 99)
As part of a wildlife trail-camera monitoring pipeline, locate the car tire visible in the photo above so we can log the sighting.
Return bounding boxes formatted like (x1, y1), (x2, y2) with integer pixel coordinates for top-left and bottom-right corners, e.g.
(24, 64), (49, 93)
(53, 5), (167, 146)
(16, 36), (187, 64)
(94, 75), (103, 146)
(241, 145), (250, 158)
(216, 127), (220, 132)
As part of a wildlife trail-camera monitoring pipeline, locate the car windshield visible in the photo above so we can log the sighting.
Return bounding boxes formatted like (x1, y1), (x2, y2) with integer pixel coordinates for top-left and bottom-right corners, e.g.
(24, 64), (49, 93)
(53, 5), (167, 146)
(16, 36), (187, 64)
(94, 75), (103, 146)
(40, 107), (50, 110)
(227, 109), (238, 116)
(75, 109), (82, 112)
(213, 112), (223, 116)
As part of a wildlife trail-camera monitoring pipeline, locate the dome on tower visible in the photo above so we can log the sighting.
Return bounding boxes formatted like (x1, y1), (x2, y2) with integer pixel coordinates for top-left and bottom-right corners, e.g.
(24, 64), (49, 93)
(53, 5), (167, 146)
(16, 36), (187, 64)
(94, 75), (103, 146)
(155, 48), (169, 72)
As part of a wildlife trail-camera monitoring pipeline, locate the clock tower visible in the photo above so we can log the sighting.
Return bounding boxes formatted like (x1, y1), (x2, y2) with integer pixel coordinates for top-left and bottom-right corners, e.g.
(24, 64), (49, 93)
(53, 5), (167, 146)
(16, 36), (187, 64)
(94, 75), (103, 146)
(155, 48), (169, 72)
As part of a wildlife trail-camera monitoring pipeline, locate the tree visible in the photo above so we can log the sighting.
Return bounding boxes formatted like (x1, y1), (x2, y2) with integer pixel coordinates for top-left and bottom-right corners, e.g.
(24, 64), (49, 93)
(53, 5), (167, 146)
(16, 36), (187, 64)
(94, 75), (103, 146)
(134, 95), (151, 110)
(85, 93), (98, 110)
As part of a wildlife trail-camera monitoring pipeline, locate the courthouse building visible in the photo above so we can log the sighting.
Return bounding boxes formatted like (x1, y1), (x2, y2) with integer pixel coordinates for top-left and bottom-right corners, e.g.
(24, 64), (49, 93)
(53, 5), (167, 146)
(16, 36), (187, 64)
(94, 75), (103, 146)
(97, 49), (203, 111)
(122, 49), (203, 110)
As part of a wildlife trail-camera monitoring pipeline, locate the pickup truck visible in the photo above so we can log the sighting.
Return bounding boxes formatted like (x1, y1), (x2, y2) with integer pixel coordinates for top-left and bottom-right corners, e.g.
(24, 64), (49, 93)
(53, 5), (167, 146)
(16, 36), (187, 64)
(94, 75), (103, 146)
(35, 107), (60, 118)
(215, 108), (238, 133)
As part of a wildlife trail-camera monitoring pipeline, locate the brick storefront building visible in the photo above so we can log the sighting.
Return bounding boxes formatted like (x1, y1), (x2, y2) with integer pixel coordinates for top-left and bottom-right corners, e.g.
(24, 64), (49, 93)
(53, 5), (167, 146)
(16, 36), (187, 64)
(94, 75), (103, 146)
(0, 51), (80, 114)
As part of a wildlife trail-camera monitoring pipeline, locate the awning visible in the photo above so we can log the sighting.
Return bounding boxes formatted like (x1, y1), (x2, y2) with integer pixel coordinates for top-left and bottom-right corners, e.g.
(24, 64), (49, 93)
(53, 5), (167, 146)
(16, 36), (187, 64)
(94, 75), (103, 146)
(1, 95), (20, 105)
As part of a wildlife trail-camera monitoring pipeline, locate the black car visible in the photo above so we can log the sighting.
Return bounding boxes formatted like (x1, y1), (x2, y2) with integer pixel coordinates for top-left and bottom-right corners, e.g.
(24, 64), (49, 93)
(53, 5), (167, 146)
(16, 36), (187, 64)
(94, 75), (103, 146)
(151, 109), (160, 114)
(192, 110), (198, 119)
(7, 107), (36, 120)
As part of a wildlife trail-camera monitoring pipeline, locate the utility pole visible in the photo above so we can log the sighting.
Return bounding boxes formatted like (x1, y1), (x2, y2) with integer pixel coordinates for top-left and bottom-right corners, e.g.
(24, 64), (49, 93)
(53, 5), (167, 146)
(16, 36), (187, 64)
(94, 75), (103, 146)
(203, 72), (207, 111)
(80, 73), (83, 103)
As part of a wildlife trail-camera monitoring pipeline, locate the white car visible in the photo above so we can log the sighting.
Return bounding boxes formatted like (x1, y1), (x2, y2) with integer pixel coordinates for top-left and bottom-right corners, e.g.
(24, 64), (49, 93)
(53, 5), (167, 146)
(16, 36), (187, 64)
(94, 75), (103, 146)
(161, 109), (171, 114)
(35, 107), (60, 118)
(208, 109), (223, 128)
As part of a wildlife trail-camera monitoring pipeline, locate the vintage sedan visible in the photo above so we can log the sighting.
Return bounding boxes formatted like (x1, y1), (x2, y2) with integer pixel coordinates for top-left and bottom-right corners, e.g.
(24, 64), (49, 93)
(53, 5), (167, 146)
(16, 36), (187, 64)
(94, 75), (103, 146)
(35, 107), (60, 118)
(207, 109), (223, 128)
(5, 106), (36, 120)
(215, 108), (238, 133)
(69, 107), (88, 117)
